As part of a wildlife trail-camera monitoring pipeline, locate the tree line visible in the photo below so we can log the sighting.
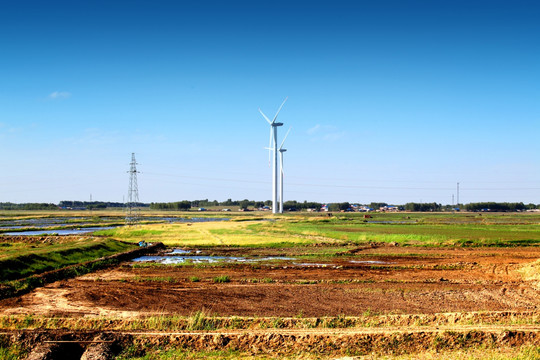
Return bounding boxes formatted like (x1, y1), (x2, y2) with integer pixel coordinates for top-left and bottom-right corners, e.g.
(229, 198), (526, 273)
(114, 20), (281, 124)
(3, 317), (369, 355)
(0, 203), (59, 210)
(404, 203), (442, 212)
(0, 200), (538, 211)
(59, 201), (148, 209)
(464, 202), (533, 212)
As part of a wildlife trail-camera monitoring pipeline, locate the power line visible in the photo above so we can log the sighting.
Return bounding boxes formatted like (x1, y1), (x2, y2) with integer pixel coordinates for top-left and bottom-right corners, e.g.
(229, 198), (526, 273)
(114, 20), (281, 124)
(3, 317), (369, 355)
(143, 172), (540, 191)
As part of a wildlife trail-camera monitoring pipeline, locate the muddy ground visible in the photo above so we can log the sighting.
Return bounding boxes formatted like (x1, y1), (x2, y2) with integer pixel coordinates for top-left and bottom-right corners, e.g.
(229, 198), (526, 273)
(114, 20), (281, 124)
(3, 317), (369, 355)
(1, 244), (540, 358)
(1, 245), (539, 318)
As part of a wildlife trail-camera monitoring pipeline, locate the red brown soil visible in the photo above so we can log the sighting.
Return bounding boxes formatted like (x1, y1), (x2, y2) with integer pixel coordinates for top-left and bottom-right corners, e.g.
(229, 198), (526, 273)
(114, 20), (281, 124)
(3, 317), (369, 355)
(1, 246), (538, 318)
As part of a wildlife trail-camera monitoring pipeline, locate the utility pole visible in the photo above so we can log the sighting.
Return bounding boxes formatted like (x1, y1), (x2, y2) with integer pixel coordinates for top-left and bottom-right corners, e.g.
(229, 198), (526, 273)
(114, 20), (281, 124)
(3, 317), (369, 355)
(126, 153), (140, 226)
(457, 182), (460, 208)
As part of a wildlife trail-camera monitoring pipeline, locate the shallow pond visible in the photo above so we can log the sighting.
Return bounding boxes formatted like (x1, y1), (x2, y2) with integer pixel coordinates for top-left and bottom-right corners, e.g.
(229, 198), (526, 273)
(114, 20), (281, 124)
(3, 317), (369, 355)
(365, 221), (416, 224)
(132, 249), (392, 266)
(349, 260), (391, 264)
(3, 226), (116, 236)
(144, 217), (229, 223)
(132, 254), (294, 264)
(0, 216), (230, 232)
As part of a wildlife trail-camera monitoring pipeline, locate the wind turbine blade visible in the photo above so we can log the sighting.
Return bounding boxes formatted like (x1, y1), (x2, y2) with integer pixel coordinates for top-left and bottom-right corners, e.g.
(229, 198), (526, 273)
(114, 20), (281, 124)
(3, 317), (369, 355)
(272, 97), (288, 123)
(259, 109), (272, 124)
(279, 127), (291, 150)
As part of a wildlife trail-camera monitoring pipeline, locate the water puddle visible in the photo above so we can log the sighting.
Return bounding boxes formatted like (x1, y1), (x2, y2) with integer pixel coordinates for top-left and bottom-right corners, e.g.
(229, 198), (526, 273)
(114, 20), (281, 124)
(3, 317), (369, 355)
(366, 221), (416, 224)
(145, 217), (230, 223)
(0, 218), (89, 228)
(133, 255), (242, 264)
(133, 253), (294, 264)
(0, 216), (230, 233)
(169, 249), (193, 255)
(0, 223), (92, 230)
(293, 263), (333, 267)
(3, 227), (116, 236)
(132, 248), (392, 267)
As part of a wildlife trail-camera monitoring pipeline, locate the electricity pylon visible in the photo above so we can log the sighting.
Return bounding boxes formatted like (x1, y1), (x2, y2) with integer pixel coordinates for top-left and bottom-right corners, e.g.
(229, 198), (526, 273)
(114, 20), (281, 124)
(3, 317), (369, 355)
(126, 153), (140, 226)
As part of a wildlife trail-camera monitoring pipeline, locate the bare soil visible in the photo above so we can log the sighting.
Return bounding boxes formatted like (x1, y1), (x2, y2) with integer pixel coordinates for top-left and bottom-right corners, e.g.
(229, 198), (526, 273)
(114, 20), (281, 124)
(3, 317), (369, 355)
(1, 246), (539, 318)
(1, 244), (539, 358)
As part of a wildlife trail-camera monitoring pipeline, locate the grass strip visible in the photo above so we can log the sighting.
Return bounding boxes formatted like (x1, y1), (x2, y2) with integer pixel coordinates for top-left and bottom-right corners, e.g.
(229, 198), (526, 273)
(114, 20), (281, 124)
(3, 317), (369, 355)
(0, 239), (135, 282)
(1, 311), (538, 331)
(0, 243), (164, 300)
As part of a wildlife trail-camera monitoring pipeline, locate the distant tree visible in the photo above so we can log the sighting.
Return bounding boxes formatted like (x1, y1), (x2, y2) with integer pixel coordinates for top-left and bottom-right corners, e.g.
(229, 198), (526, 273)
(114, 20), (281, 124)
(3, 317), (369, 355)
(465, 202), (526, 212)
(150, 201), (190, 210)
(178, 201), (191, 210)
(370, 202), (388, 210)
(304, 202), (322, 210)
(0, 202), (58, 210)
(404, 203), (441, 212)
(328, 203), (351, 212)
(284, 200), (298, 209)
(327, 203), (340, 212)
(239, 200), (250, 210)
(338, 202), (351, 211)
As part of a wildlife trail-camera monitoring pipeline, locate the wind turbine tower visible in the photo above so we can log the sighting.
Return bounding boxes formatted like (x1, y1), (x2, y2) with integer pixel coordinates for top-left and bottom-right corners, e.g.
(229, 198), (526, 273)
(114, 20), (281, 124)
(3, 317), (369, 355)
(259, 98), (287, 214)
(279, 128), (291, 213)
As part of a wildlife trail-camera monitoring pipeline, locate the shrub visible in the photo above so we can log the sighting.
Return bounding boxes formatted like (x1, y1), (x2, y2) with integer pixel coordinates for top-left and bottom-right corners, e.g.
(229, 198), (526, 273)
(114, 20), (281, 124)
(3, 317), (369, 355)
(213, 275), (230, 283)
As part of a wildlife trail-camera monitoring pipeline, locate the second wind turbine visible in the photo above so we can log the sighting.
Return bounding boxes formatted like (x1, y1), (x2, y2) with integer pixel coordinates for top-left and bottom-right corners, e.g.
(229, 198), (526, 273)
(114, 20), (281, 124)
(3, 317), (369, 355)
(259, 97), (287, 214)
(278, 127), (291, 214)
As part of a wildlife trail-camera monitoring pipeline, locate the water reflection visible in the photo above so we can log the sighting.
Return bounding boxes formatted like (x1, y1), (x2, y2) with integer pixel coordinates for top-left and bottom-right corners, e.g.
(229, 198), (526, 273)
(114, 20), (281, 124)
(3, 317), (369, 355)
(133, 255), (294, 264)
(3, 227), (116, 236)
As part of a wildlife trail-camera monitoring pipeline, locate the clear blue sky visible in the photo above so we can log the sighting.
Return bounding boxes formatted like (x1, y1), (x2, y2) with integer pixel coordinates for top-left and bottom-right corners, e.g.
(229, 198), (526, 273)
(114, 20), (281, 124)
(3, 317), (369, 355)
(1, 0), (539, 204)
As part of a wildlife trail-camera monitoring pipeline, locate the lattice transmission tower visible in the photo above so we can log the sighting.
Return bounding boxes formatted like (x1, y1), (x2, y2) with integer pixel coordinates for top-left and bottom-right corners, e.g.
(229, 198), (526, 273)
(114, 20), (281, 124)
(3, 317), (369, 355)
(126, 153), (140, 226)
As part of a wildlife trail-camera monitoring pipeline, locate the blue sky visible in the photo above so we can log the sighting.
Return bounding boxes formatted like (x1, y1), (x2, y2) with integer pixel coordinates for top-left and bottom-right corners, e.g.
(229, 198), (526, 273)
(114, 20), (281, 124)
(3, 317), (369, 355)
(1, 0), (539, 204)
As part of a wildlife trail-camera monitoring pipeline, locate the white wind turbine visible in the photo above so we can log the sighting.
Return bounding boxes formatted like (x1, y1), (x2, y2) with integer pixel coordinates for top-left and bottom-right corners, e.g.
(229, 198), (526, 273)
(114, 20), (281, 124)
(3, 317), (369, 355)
(259, 97), (287, 214)
(278, 127), (291, 214)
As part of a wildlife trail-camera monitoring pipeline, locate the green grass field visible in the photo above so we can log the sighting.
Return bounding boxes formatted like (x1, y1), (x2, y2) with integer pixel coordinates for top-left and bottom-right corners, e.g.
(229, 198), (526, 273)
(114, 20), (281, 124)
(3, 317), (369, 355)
(94, 212), (540, 247)
(2, 211), (537, 286)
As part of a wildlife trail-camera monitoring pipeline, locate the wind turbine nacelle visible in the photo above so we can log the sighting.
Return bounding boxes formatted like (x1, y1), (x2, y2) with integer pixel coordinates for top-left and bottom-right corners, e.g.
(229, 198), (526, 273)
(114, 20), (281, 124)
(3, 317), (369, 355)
(279, 149), (287, 152)
(272, 122), (284, 127)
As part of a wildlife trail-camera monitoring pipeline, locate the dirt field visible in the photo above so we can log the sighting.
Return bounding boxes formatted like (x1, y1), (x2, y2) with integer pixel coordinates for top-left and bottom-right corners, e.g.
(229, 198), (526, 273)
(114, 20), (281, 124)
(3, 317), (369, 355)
(1, 242), (539, 358)
(1, 213), (539, 357)
(2, 245), (539, 318)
